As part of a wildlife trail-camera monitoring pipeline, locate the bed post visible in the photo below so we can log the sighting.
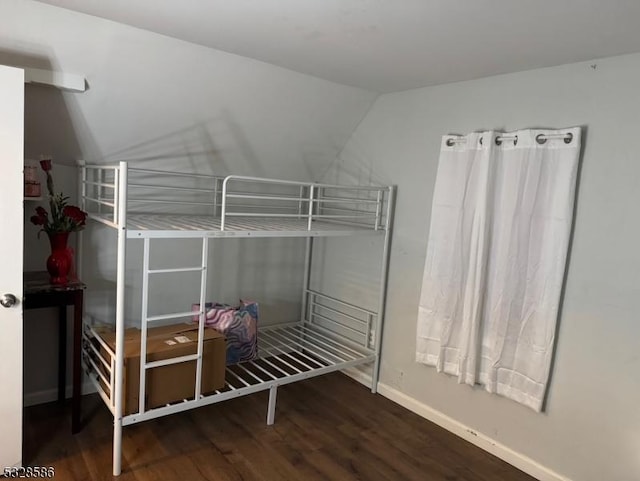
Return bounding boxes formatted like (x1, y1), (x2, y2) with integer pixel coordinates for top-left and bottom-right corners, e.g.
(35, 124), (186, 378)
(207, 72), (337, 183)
(371, 186), (395, 393)
(194, 237), (209, 400)
(113, 161), (128, 476)
(299, 228), (314, 359)
(300, 237), (313, 323)
(77, 161), (86, 280)
(300, 183), (316, 326)
(266, 385), (278, 425)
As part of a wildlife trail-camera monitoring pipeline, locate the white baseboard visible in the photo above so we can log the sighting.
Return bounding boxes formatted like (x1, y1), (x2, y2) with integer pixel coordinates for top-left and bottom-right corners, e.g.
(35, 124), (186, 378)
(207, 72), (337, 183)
(24, 382), (96, 407)
(376, 382), (572, 481)
(341, 370), (570, 481)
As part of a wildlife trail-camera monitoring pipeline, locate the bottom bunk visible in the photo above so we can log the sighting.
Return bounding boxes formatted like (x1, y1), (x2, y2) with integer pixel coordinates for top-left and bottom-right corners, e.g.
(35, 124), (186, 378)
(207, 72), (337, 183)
(82, 320), (376, 426)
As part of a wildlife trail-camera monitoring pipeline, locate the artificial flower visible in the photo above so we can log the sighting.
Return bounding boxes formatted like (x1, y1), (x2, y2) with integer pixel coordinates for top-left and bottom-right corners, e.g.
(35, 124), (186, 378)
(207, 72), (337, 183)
(29, 159), (88, 235)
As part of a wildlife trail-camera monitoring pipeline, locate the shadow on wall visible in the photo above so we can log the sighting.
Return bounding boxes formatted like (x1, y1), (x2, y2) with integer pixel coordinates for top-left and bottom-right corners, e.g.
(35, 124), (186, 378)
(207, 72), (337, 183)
(317, 130), (388, 187)
(96, 109), (266, 178)
(95, 108), (332, 182)
(100, 120), (228, 174)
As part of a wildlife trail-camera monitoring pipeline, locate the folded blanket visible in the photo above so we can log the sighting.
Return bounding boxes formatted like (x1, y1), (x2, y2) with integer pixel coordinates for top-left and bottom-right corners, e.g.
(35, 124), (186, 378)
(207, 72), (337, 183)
(194, 300), (258, 365)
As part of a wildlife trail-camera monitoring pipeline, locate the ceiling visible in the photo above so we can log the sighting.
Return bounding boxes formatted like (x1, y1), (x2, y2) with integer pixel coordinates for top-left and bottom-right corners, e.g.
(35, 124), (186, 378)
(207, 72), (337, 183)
(35, 0), (640, 92)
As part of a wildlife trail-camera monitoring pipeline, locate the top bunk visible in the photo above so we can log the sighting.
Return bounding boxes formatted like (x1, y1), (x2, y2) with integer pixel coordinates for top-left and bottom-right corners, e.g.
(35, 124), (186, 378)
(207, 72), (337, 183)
(80, 161), (394, 239)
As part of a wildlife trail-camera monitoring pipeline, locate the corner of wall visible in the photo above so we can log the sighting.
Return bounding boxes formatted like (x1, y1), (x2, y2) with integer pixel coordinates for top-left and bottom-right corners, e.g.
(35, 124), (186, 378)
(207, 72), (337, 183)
(342, 370), (571, 481)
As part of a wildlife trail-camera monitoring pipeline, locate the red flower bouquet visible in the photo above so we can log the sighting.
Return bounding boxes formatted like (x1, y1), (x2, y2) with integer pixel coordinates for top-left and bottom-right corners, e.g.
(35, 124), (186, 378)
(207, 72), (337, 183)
(30, 159), (88, 235)
(30, 159), (88, 284)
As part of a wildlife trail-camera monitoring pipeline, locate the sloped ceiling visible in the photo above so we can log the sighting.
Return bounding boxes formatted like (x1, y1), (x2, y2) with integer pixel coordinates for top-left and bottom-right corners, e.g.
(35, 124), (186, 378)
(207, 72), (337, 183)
(35, 0), (640, 92)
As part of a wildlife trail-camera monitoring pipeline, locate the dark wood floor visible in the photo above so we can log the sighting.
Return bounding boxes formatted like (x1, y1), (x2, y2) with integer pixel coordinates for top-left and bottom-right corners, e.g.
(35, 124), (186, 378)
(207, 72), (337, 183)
(24, 373), (536, 481)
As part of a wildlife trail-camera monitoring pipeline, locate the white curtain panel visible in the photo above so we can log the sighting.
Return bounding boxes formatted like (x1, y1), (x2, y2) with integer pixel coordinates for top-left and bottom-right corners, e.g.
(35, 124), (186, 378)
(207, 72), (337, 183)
(416, 128), (581, 411)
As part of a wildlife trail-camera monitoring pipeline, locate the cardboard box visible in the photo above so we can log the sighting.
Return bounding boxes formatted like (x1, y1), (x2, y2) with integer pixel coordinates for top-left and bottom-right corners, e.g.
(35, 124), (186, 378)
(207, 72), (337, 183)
(98, 323), (226, 415)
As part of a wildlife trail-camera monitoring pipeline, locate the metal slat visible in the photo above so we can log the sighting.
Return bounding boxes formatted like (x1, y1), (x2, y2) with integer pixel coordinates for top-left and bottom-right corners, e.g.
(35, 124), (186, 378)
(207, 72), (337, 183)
(85, 325), (116, 358)
(128, 168), (222, 180)
(310, 299), (369, 326)
(315, 196), (379, 205)
(225, 368), (251, 388)
(146, 354), (199, 369)
(224, 381), (237, 391)
(128, 198), (216, 207)
(268, 328), (347, 365)
(129, 183), (215, 194)
(311, 214), (377, 219)
(254, 355), (292, 377)
(146, 310), (196, 322)
(226, 193), (308, 202)
(257, 336), (306, 373)
(83, 361), (115, 415)
(275, 326), (349, 364)
(319, 205), (376, 215)
(259, 331), (326, 369)
(85, 196), (115, 207)
(310, 309), (367, 338)
(319, 218), (378, 229)
(148, 266), (204, 274)
(224, 212), (310, 219)
(84, 180), (116, 189)
(298, 323), (370, 357)
(84, 164), (120, 170)
(307, 289), (377, 316)
(242, 360), (280, 381)
(82, 332), (112, 372)
(124, 214), (385, 237)
(258, 332), (318, 371)
(83, 353), (111, 388)
(291, 326), (360, 360)
(232, 363), (270, 384)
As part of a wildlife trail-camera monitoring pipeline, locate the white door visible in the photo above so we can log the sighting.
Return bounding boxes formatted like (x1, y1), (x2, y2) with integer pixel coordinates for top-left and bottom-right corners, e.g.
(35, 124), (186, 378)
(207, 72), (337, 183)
(0, 65), (25, 469)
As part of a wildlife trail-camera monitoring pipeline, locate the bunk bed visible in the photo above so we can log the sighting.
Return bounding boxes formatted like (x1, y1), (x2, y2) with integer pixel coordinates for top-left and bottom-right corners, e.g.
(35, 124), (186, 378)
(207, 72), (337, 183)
(78, 161), (395, 476)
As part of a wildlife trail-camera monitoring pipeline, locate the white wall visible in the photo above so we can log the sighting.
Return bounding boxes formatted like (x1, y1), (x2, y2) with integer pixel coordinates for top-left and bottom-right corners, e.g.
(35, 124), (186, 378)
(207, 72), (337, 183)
(323, 53), (640, 481)
(2, 0), (377, 403)
(2, 0), (376, 178)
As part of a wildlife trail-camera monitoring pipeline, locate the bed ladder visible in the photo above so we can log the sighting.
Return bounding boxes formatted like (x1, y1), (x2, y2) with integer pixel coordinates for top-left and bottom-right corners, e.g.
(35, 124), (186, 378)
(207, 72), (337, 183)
(138, 236), (210, 417)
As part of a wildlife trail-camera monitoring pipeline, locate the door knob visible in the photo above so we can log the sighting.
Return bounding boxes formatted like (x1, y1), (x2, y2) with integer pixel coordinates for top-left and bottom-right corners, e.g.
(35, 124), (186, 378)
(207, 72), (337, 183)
(0, 293), (18, 308)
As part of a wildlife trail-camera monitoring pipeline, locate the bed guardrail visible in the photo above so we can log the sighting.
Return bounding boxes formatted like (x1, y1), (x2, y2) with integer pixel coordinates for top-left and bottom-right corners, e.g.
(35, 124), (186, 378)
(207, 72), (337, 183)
(220, 175), (389, 232)
(80, 163), (122, 228)
(81, 323), (116, 414)
(80, 162), (391, 233)
(303, 289), (378, 351)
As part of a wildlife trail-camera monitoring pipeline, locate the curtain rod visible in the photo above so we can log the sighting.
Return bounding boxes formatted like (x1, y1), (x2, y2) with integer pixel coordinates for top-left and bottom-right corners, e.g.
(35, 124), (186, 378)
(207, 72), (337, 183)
(446, 132), (573, 147)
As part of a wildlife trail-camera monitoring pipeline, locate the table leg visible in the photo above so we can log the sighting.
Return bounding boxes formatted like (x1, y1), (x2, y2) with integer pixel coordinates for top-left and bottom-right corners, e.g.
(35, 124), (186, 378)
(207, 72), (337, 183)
(72, 290), (83, 434)
(58, 305), (67, 402)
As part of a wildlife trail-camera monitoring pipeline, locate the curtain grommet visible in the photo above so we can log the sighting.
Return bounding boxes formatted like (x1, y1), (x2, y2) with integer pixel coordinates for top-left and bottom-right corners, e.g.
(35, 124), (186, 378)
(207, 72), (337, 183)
(513, 135), (518, 146)
(536, 134), (547, 145)
(446, 138), (455, 147)
(495, 137), (502, 146)
(564, 132), (573, 144)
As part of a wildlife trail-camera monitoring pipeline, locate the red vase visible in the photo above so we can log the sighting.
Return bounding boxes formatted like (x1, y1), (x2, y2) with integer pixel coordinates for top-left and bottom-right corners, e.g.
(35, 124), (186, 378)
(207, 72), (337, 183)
(46, 232), (72, 285)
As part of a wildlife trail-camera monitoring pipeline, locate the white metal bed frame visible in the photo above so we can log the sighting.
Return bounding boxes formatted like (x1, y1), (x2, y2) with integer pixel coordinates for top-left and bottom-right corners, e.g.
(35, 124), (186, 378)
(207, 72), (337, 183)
(78, 161), (395, 476)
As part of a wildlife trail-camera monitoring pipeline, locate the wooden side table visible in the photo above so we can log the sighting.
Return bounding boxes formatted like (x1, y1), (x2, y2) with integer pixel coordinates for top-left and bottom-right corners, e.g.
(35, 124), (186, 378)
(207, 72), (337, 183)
(23, 271), (85, 434)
